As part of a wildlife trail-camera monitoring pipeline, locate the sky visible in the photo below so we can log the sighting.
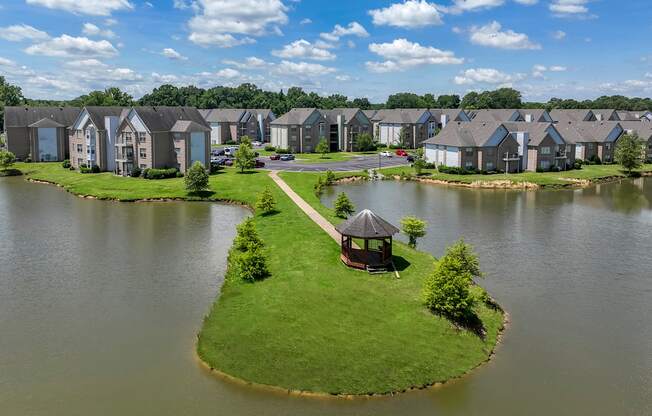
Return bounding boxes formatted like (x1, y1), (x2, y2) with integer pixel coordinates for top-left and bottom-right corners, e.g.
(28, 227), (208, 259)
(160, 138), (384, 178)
(0, 0), (651, 102)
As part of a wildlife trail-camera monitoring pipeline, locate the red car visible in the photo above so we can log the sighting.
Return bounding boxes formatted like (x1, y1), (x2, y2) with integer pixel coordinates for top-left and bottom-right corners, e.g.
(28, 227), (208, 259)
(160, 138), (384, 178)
(395, 149), (408, 156)
(269, 154), (281, 160)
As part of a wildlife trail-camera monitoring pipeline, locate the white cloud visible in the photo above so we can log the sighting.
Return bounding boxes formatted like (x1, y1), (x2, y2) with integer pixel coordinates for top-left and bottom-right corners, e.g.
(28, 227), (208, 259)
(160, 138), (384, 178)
(223, 56), (268, 69)
(514, 0), (537, 4)
(454, 67), (525, 85)
(25, 0), (133, 16)
(549, 0), (592, 17)
(0, 57), (16, 66)
(468, 21), (541, 50)
(335, 75), (351, 81)
(549, 65), (567, 72)
(25, 35), (118, 58)
(369, 0), (443, 28)
(449, 0), (505, 13)
(161, 47), (188, 61)
(366, 38), (463, 73)
(82, 23), (116, 39)
(187, 0), (288, 47)
(104, 18), (118, 26)
(300, 18), (312, 25)
(320, 22), (368, 42)
(272, 39), (336, 61)
(215, 68), (241, 78)
(532, 64), (567, 78)
(0, 24), (50, 42)
(273, 60), (337, 78)
(552, 30), (566, 40)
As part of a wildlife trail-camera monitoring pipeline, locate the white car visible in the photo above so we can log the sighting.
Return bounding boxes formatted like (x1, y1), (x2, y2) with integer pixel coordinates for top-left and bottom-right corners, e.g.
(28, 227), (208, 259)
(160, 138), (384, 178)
(252, 141), (262, 147)
(224, 146), (239, 156)
(379, 151), (392, 157)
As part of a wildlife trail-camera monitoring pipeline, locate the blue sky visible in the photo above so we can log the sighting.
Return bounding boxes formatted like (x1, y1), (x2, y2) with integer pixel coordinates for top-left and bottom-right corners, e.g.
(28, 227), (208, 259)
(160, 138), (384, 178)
(1, 0), (651, 102)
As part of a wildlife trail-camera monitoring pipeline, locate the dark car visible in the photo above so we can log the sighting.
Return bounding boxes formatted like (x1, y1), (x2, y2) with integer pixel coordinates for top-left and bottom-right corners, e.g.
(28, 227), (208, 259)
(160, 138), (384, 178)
(224, 158), (234, 166)
(211, 156), (228, 165)
(279, 154), (295, 161)
(406, 155), (415, 163)
(254, 159), (265, 168)
(269, 154), (281, 160)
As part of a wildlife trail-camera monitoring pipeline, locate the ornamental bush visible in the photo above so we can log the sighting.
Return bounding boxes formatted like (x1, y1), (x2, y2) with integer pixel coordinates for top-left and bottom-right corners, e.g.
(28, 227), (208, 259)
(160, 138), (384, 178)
(237, 247), (269, 283)
(184, 161), (209, 193)
(61, 159), (71, 169)
(400, 216), (427, 248)
(234, 217), (263, 252)
(324, 170), (336, 185)
(334, 192), (355, 218)
(0, 150), (16, 170)
(256, 187), (277, 215)
(130, 167), (142, 178)
(264, 145), (276, 152)
(144, 167), (178, 179)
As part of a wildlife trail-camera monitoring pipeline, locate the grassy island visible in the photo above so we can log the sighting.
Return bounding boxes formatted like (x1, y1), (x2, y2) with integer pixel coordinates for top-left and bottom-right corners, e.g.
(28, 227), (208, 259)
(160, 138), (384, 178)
(13, 162), (504, 395)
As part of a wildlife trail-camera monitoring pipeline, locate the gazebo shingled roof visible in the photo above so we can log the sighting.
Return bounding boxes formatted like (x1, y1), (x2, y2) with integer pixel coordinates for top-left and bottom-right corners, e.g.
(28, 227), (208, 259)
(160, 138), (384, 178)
(335, 209), (399, 239)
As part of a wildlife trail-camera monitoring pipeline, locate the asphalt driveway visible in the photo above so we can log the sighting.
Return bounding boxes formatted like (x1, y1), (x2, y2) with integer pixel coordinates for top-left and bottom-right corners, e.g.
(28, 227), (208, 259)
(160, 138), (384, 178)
(262, 155), (410, 172)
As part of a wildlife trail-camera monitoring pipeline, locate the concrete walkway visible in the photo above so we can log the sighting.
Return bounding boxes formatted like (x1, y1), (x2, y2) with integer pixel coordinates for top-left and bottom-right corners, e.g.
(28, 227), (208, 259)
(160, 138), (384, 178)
(268, 171), (342, 245)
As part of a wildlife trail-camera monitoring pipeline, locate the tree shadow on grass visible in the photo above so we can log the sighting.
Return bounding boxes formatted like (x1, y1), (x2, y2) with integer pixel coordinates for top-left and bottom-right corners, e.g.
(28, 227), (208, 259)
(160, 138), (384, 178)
(236, 170), (261, 175)
(259, 209), (280, 217)
(391, 255), (411, 272)
(188, 190), (216, 199)
(431, 310), (487, 340)
(0, 169), (23, 177)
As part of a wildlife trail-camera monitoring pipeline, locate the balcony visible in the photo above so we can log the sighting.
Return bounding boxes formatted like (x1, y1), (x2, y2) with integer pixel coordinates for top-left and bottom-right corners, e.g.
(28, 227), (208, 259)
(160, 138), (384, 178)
(502, 153), (520, 161)
(554, 152), (568, 159)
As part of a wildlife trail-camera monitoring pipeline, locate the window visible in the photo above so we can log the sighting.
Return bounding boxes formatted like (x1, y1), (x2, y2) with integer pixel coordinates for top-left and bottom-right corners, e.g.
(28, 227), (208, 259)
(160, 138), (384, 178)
(486, 162), (494, 170)
(77, 144), (83, 153)
(605, 143), (611, 150)
(140, 164), (146, 169)
(540, 160), (550, 169)
(319, 122), (325, 138)
(587, 143), (595, 150)
(465, 147), (474, 156)
(124, 132), (132, 142)
(465, 161), (474, 168)
(77, 158), (83, 166)
(175, 147), (181, 155)
(138, 132), (146, 143)
(540, 146), (551, 155)
(139, 148), (146, 158)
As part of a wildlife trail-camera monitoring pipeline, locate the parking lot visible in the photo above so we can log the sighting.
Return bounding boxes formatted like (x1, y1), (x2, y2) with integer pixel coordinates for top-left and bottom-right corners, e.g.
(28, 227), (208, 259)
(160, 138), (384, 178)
(212, 146), (410, 172)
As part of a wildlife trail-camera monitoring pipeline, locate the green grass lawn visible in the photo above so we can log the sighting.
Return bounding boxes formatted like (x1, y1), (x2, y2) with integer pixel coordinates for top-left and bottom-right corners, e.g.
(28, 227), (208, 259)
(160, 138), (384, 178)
(293, 151), (378, 164)
(14, 162), (503, 395)
(378, 163), (652, 187)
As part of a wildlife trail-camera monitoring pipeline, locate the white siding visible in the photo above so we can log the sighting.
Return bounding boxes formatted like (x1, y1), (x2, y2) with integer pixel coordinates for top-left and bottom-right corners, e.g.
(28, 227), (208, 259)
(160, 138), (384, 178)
(210, 123), (221, 145)
(424, 144), (437, 163)
(190, 132), (206, 166)
(379, 124), (401, 145)
(575, 144), (584, 160)
(270, 126), (288, 149)
(445, 146), (460, 167)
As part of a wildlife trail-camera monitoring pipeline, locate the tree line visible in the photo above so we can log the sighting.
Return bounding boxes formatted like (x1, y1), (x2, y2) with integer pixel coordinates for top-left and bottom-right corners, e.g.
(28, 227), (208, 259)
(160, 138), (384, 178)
(3, 75), (652, 131)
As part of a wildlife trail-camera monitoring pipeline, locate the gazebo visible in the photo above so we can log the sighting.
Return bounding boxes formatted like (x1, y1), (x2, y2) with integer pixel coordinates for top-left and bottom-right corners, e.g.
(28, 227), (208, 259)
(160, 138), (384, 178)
(335, 209), (399, 270)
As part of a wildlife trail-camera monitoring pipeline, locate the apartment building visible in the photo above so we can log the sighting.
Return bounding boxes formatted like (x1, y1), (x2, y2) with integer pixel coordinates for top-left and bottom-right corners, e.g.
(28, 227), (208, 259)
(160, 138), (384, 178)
(4, 106), (80, 161)
(115, 106), (210, 176)
(554, 121), (623, 163)
(69, 107), (125, 171)
(200, 109), (275, 145)
(365, 108), (437, 148)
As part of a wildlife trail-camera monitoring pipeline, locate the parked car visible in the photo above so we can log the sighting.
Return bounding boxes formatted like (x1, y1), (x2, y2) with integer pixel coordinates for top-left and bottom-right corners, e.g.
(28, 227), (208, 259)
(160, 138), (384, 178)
(379, 151), (392, 157)
(224, 146), (239, 156)
(211, 156), (228, 165)
(252, 141), (262, 147)
(279, 154), (295, 161)
(406, 155), (415, 163)
(254, 159), (265, 168)
(213, 148), (226, 156)
(269, 154), (281, 160)
(224, 158), (234, 166)
(395, 149), (408, 156)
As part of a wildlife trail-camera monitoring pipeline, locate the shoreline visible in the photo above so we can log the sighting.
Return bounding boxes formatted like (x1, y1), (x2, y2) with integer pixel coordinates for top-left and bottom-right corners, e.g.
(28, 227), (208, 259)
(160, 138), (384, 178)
(20, 168), (506, 398)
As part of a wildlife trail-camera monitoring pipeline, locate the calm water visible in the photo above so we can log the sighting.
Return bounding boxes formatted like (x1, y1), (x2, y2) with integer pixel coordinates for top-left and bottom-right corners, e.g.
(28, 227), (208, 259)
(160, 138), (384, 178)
(1, 177), (651, 415)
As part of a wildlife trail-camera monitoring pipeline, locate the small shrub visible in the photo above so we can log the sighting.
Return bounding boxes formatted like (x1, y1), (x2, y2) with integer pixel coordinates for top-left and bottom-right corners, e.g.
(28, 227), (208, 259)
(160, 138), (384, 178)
(400, 216), (427, 248)
(389, 143), (402, 149)
(264, 145), (276, 152)
(376, 143), (387, 149)
(324, 170), (336, 185)
(356, 133), (377, 152)
(225, 140), (237, 145)
(68, 165), (75, 171)
(536, 167), (544, 173)
(314, 176), (325, 197)
(0, 150), (17, 171)
(237, 248), (269, 282)
(144, 167), (178, 179)
(61, 159), (71, 169)
(234, 218), (263, 252)
(185, 161), (209, 192)
(256, 187), (277, 215)
(91, 164), (100, 173)
(334, 192), (355, 218)
(130, 167), (142, 177)
(275, 148), (291, 154)
(176, 171), (184, 178)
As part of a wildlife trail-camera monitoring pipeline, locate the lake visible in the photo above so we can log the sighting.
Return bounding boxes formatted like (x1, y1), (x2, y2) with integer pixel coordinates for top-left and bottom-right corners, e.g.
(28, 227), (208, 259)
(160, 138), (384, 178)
(1, 176), (651, 415)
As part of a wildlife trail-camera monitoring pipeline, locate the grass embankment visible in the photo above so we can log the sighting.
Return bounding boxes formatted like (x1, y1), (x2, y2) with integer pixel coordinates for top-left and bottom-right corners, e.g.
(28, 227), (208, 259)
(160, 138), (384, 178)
(15, 162), (503, 396)
(377, 164), (652, 188)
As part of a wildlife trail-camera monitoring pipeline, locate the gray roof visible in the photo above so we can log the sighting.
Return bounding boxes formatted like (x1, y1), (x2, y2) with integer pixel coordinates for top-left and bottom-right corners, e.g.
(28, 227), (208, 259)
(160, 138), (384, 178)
(373, 108), (431, 124)
(591, 109), (619, 121)
(335, 209), (399, 239)
(83, 106), (126, 130)
(549, 109), (593, 122)
(553, 121), (621, 143)
(423, 121), (506, 147)
(132, 106), (210, 132)
(202, 108), (246, 123)
(271, 108), (321, 125)
(362, 109), (378, 120)
(619, 121), (652, 140)
(4, 106), (81, 128)
(503, 122), (558, 146)
(320, 108), (369, 125)
(429, 108), (469, 122)
(28, 118), (65, 128)
(616, 110), (651, 121)
(470, 109), (520, 122)
(517, 109), (551, 122)
(170, 120), (211, 133)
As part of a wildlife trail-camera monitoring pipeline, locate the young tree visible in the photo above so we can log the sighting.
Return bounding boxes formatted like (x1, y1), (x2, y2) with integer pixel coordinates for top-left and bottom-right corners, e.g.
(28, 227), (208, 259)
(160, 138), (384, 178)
(334, 192), (355, 218)
(356, 133), (376, 152)
(314, 176), (325, 197)
(237, 248), (269, 282)
(234, 137), (256, 173)
(422, 239), (483, 320)
(315, 137), (330, 158)
(413, 147), (427, 175)
(184, 161), (209, 193)
(615, 133), (645, 175)
(234, 217), (263, 251)
(400, 216), (427, 248)
(256, 187), (277, 215)
(324, 170), (336, 185)
(0, 150), (17, 171)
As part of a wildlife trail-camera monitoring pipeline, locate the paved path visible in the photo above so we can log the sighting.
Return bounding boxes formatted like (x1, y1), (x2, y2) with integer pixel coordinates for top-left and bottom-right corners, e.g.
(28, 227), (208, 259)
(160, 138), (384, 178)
(268, 171), (342, 244)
